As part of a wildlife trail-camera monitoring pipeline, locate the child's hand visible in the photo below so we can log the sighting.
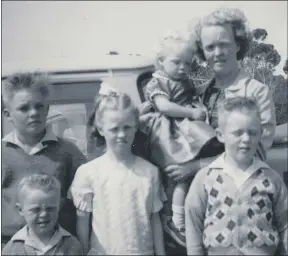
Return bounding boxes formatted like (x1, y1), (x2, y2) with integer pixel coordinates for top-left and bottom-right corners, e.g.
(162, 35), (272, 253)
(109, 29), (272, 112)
(189, 108), (206, 121)
(138, 101), (153, 115)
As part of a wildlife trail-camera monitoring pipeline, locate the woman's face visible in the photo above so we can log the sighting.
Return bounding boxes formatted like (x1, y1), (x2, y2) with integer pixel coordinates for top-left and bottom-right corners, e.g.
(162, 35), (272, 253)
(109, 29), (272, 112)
(200, 24), (240, 76)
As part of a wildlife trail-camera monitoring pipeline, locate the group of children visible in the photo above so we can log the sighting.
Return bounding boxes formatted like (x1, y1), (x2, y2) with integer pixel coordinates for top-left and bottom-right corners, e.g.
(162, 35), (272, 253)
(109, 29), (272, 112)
(1, 30), (287, 256)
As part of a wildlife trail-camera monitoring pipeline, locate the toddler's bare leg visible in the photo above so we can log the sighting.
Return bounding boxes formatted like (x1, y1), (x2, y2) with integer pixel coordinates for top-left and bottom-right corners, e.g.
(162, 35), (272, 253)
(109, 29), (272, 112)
(172, 181), (190, 230)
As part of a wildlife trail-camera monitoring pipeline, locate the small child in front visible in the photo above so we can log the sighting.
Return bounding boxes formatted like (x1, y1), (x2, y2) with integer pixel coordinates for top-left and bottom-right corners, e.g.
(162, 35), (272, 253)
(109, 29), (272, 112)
(70, 91), (166, 255)
(2, 174), (83, 255)
(185, 97), (288, 255)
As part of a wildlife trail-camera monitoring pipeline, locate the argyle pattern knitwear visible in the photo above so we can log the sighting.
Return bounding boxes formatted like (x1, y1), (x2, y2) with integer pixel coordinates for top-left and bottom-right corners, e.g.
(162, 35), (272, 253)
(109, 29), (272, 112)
(203, 168), (280, 249)
(185, 156), (288, 255)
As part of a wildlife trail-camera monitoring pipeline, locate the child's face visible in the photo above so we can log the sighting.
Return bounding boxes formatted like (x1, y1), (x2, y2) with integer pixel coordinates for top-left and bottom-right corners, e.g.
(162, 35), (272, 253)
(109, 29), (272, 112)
(159, 43), (194, 81)
(3, 89), (49, 138)
(217, 110), (261, 166)
(17, 189), (60, 239)
(97, 109), (138, 154)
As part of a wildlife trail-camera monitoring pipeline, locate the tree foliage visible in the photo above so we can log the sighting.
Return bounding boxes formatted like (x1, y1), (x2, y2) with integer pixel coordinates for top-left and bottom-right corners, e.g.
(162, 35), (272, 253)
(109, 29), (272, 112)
(242, 28), (286, 124)
(242, 28), (281, 88)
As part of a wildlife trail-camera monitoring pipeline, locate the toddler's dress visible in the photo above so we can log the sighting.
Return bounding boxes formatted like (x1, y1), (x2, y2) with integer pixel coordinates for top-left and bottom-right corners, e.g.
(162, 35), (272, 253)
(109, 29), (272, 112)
(139, 70), (217, 169)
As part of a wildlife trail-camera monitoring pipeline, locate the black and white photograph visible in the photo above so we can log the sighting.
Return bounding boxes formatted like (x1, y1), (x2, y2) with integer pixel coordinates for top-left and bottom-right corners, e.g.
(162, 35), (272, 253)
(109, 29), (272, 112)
(1, 1), (287, 255)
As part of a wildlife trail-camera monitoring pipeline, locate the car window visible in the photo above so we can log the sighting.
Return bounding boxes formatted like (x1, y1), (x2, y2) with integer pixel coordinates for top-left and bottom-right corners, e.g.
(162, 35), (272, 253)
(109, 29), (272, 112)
(137, 72), (153, 102)
(1, 103), (89, 156)
(1, 78), (102, 156)
(47, 103), (88, 156)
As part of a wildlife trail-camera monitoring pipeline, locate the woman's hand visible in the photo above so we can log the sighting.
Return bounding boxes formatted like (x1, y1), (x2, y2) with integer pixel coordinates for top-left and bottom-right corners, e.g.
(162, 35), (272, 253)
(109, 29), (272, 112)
(189, 108), (206, 121)
(163, 160), (201, 183)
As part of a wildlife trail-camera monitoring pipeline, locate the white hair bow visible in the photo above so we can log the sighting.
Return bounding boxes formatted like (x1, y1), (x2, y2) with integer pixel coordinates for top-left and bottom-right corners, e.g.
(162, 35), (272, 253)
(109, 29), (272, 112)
(99, 82), (118, 95)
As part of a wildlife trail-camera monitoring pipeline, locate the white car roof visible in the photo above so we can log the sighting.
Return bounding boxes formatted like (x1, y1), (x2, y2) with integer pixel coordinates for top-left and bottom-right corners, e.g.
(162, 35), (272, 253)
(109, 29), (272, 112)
(2, 54), (154, 77)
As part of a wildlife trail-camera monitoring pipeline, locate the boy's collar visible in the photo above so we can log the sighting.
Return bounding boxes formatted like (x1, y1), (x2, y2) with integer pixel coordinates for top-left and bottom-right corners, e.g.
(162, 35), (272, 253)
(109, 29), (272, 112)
(2, 127), (58, 155)
(11, 225), (71, 252)
(209, 153), (271, 172)
(3, 127), (58, 144)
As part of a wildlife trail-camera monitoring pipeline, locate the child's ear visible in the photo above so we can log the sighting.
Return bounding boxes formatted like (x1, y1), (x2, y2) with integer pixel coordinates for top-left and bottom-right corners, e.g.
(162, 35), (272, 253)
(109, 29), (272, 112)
(3, 107), (12, 121)
(16, 203), (24, 216)
(215, 128), (225, 144)
(97, 126), (104, 136)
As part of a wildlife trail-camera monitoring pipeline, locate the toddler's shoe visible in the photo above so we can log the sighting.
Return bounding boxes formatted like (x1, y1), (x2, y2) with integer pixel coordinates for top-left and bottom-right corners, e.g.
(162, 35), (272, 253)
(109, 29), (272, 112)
(163, 219), (186, 247)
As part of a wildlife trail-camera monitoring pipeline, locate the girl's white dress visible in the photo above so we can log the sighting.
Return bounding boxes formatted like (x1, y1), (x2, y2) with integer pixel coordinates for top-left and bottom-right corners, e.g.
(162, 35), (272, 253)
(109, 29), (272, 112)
(70, 154), (166, 255)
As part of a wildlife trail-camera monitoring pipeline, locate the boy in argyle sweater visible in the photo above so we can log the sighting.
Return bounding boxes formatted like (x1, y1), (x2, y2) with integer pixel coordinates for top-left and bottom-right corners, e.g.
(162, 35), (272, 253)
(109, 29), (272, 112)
(185, 97), (287, 255)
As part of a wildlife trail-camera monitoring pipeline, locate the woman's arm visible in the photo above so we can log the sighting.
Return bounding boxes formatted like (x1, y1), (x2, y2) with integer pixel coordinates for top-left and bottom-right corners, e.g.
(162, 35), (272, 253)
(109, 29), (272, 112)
(151, 212), (165, 255)
(253, 81), (276, 150)
(76, 210), (91, 254)
(154, 95), (205, 120)
(164, 156), (217, 183)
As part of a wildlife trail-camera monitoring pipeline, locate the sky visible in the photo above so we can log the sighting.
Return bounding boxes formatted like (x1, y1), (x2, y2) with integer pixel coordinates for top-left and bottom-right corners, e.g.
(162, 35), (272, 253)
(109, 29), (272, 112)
(1, 1), (287, 75)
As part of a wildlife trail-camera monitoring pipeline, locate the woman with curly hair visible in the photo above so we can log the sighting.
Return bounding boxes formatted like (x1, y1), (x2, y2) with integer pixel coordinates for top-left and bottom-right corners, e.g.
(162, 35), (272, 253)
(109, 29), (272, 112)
(194, 7), (276, 155)
(163, 7), (276, 190)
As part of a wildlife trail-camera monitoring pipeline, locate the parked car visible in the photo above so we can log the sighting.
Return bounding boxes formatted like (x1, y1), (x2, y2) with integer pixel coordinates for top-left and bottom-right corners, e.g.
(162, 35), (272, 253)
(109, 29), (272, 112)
(2, 54), (287, 254)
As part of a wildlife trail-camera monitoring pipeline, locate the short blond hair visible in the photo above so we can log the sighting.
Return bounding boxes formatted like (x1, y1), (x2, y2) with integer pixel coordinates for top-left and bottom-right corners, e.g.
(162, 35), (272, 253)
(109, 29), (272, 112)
(154, 30), (197, 69)
(17, 173), (61, 203)
(217, 96), (261, 129)
(2, 72), (50, 108)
